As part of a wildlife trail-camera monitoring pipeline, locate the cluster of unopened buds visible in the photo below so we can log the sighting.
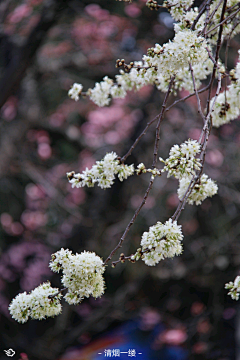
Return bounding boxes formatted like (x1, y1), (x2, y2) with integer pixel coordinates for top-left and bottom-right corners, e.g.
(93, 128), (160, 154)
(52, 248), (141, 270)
(146, 0), (161, 10)
(116, 59), (135, 73)
(136, 163), (161, 179)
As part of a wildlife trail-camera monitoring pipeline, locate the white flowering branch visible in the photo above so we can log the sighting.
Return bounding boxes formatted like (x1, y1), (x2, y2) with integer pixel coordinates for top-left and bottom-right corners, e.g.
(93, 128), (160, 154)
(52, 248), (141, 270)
(9, 0), (240, 323)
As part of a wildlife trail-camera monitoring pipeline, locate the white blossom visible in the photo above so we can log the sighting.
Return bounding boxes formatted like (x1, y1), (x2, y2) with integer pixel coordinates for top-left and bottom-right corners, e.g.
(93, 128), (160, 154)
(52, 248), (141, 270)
(160, 139), (201, 179)
(132, 219), (183, 266)
(9, 292), (32, 323)
(50, 250), (106, 305)
(225, 275), (240, 300)
(49, 248), (73, 273)
(210, 90), (240, 127)
(68, 83), (83, 101)
(211, 51), (240, 127)
(9, 282), (62, 323)
(89, 76), (114, 107)
(177, 174), (218, 205)
(29, 283), (62, 320)
(165, 0), (194, 21)
(67, 152), (134, 189)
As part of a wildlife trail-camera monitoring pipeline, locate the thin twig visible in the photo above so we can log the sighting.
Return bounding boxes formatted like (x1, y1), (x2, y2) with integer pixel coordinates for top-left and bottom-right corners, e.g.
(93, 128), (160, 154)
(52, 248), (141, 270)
(191, 0), (211, 31)
(206, 0), (227, 114)
(200, 0), (224, 36)
(152, 76), (175, 168)
(165, 85), (210, 112)
(104, 78), (175, 265)
(189, 63), (205, 122)
(103, 178), (154, 265)
(173, 72), (222, 222)
(121, 114), (159, 163)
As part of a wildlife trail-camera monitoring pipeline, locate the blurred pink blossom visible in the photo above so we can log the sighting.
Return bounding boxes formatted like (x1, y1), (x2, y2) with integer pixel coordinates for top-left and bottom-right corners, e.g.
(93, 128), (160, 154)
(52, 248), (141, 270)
(19, 353), (29, 360)
(166, 193), (179, 209)
(188, 128), (201, 140)
(192, 342), (208, 354)
(0, 241), (51, 288)
(21, 210), (48, 230)
(0, 213), (13, 227)
(10, 222), (24, 236)
(139, 308), (161, 331)
(85, 4), (109, 20)
(38, 143), (52, 160)
(158, 329), (187, 346)
(191, 301), (205, 316)
(8, 4), (32, 24)
(182, 219), (199, 235)
(1, 97), (18, 121)
(125, 4), (142, 18)
(205, 149), (224, 167)
(25, 183), (46, 200)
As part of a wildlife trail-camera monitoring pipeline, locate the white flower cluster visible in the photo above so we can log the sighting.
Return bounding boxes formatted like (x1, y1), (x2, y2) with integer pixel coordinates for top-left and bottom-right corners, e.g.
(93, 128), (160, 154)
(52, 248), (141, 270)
(69, 29), (209, 107)
(164, 0), (194, 22)
(173, 59), (213, 93)
(8, 282), (62, 323)
(9, 249), (105, 323)
(206, 0), (240, 44)
(160, 139), (201, 179)
(174, 7), (203, 33)
(50, 248), (105, 305)
(177, 174), (218, 205)
(149, 30), (208, 91)
(90, 76), (114, 107)
(67, 152), (134, 189)
(68, 83), (83, 101)
(132, 219), (183, 266)
(211, 51), (240, 127)
(225, 275), (240, 300)
(160, 139), (218, 205)
(171, 0), (240, 44)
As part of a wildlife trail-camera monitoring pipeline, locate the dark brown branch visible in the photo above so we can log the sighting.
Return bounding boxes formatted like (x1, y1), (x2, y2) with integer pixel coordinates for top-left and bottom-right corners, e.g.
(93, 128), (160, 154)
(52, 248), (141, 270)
(206, 0), (227, 114)
(191, 0), (211, 31)
(121, 113), (159, 163)
(103, 177), (155, 265)
(200, 0), (224, 36)
(172, 72), (222, 222)
(165, 85), (210, 112)
(152, 76), (175, 168)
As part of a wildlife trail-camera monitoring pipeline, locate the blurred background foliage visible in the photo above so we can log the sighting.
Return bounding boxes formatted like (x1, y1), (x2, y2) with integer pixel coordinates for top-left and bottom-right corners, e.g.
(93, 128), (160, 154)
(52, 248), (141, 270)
(0, 0), (240, 359)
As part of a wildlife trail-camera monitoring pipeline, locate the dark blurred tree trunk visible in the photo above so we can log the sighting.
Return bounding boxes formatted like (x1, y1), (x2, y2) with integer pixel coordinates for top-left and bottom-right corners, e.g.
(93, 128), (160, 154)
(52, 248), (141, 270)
(0, 0), (69, 109)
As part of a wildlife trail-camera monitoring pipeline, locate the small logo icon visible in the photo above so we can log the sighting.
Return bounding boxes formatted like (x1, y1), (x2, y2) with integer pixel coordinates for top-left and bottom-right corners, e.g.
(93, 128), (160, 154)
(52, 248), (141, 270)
(4, 349), (15, 357)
